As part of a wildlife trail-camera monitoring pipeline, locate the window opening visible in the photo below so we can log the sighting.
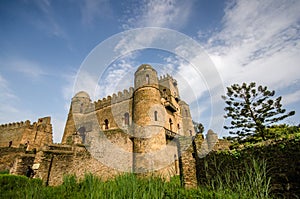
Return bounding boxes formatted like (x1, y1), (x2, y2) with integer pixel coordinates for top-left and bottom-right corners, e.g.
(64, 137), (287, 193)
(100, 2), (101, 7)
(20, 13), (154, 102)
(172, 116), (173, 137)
(146, 74), (150, 84)
(104, 119), (109, 129)
(124, 113), (129, 125)
(169, 118), (173, 131)
(154, 111), (158, 121)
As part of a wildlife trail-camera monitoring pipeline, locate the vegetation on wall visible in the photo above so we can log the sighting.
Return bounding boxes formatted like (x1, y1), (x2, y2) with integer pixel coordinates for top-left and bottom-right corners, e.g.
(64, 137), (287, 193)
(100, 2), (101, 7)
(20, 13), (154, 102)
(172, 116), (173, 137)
(197, 137), (300, 198)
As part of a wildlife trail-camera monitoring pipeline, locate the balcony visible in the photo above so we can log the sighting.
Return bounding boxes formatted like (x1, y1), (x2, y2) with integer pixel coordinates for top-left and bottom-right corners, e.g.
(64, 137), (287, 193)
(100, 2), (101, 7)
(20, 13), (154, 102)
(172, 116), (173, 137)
(164, 128), (180, 139)
(164, 100), (177, 112)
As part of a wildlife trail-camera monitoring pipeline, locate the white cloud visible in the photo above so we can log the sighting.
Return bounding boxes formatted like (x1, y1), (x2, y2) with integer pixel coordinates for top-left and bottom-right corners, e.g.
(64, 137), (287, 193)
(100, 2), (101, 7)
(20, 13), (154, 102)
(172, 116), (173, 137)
(122, 0), (192, 30)
(116, 0), (194, 54)
(203, 0), (300, 90)
(96, 57), (136, 98)
(282, 89), (300, 105)
(197, 0), (300, 132)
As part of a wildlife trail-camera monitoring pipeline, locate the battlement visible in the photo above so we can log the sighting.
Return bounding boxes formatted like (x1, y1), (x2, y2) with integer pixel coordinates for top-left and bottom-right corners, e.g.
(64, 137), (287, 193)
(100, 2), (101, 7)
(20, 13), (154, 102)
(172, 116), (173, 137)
(94, 87), (134, 109)
(0, 116), (53, 148)
(158, 74), (178, 87)
(0, 120), (31, 131)
(0, 117), (52, 132)
(158, 74), (173, 81)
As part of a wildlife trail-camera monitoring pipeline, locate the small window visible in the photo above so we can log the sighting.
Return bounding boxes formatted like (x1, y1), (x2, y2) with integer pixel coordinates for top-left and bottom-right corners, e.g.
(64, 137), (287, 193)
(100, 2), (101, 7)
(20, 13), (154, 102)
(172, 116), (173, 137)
(80, 103), (84, 113)
(163, 89), (167, 97)
(154, 111), (158, 121)
(124, 113), (129, 125)
(146, 74), (150, 84)
(104, 119), (109, 129)
(177, 124), (180, 129)
(189, 130), (192, 136)
(169, 118), (173, 131)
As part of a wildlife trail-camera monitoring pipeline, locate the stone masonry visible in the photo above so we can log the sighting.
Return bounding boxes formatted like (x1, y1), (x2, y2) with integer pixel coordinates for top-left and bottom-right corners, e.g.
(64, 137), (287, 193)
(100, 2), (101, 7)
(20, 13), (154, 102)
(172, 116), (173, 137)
(0, 64), (225, 187)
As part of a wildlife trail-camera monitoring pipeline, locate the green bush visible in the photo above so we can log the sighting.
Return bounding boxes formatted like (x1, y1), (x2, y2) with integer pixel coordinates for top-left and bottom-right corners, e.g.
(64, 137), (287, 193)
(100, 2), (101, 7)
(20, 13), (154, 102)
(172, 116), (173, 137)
(0, 174), (43, 198)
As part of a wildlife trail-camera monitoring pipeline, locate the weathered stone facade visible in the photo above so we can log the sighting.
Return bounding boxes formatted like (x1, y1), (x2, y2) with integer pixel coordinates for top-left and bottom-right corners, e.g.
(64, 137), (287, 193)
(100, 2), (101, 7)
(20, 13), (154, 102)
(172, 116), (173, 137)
(0, 64), (202, 186)
(0, 117), (53, 150)
(61, 64), (196, 178)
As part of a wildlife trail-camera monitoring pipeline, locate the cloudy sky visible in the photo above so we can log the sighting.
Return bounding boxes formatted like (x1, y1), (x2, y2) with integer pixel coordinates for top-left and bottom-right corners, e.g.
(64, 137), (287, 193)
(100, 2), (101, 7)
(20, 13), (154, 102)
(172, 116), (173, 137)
(1, 0), (299, 142)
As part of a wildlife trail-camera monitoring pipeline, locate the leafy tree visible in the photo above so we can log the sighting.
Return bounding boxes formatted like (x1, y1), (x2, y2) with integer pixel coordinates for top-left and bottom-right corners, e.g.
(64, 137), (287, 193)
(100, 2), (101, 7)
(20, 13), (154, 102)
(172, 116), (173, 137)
(222, 82), (295, 142)
(193, 121), (204, 134)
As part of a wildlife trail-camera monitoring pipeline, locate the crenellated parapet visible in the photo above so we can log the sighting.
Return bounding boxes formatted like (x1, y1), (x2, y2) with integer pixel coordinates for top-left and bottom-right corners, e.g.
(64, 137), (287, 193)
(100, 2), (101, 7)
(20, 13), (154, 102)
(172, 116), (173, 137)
(158, 73), (172, 81)
(158, 74), (177, 85)
(0, 120), (31, 131)
(94, 87), (134, 110)
(0, 116), (53, 148)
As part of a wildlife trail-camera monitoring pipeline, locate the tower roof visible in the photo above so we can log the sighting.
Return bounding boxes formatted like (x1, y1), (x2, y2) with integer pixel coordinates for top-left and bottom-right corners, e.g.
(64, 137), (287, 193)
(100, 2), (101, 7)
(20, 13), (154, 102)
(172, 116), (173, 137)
(73, 91), (90, 99)
(135, 64), (156, 73)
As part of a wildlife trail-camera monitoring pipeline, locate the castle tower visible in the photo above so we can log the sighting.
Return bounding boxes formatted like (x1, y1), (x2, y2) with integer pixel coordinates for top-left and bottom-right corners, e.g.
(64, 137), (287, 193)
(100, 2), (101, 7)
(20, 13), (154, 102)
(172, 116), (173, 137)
(62, 91), (91, 144)
(179, 100), (195, 136)
(132, 64), (167, 174)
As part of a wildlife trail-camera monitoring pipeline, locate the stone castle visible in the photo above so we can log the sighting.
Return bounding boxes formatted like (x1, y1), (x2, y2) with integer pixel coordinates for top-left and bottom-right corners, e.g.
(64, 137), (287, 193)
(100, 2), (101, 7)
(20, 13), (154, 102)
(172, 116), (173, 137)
(0, 64), (228, 187)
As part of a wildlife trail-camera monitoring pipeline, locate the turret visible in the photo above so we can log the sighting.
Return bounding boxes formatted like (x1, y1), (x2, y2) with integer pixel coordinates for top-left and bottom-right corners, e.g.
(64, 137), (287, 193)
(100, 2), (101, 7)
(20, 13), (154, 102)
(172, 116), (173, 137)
(134, 64), (159, 89)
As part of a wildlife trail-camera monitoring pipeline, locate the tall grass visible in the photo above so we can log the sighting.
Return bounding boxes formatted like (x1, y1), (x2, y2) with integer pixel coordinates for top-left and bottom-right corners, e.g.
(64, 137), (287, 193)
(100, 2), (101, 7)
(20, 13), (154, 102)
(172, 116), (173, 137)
(206, 158), (271, 199)
(0, 159), (272, 199)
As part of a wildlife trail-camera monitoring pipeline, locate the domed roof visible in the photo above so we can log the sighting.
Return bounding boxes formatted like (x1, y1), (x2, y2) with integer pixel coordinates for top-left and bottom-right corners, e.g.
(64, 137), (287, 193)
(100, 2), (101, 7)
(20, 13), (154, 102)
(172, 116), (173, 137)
(74, 91), (90, 98)
(136, 64), (155, 72)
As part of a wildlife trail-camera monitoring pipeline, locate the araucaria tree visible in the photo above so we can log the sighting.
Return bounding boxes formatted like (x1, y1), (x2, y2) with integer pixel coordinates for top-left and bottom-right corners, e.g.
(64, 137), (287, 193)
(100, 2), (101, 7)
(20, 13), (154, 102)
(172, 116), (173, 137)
(222, 82), (295, 142)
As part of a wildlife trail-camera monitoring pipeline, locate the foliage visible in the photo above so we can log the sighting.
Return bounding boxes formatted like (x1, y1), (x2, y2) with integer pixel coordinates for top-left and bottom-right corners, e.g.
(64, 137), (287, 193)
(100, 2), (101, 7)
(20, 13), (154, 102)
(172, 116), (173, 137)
(0, 168), (273, 199)
(0, 174), (43, 198)
(204, 158), (271, 199)
(193, 121), (204, 134)
(0, 170), (9, 174)
(222, 82), (295, 142)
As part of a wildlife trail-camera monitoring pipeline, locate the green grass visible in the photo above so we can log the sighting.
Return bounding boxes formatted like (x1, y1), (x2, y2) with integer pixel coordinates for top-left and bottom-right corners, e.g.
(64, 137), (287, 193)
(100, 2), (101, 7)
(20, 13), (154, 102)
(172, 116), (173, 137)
(0, 159), (272, 199)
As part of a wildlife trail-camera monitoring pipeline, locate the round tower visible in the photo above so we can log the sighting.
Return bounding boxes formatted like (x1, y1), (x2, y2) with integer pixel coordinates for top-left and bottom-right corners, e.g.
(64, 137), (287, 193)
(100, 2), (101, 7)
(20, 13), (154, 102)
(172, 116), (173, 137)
(62, 91), (91, 144)
(132, 64), (167, 174)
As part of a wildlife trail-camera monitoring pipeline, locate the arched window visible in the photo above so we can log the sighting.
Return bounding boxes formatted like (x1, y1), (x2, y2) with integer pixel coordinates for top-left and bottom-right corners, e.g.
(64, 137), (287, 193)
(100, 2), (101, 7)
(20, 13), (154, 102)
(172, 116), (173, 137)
(124, 112), (129, 125)
(154, 111), (158, 121)
(163, 89), (167, 98)
(189, 130), (192, 136)
(77, 126), (86, 143)
(104, 119), (109, 130)
(169, 118), (173, 131)
(185, 109), (188, 117)
(177, 124), (180, 129)
(146, 74), (150, 84)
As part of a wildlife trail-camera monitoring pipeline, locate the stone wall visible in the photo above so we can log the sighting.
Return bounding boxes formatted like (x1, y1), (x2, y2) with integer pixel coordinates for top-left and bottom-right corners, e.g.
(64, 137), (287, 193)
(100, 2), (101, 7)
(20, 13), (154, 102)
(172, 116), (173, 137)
(0, 117), (52, 149)
(0, 147), (26, 172)
(0, 121), (30, 147)
(195, 138), (300, 198)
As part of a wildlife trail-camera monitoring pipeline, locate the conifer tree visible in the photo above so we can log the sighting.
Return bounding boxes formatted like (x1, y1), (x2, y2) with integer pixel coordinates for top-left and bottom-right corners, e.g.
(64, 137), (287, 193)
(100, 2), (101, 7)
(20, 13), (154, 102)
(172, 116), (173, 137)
(222, 82), (295, 142)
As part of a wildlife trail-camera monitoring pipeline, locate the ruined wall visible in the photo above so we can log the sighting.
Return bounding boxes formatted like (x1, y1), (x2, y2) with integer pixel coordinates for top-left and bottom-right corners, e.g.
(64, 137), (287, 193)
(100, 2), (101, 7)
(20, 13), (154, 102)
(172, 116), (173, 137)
(0, 147), (26, 172)
(0, 121), (30, 147)
(177, 134), (204, 188)
(33, 128), (134, 186)
(0, 117), (52, 149)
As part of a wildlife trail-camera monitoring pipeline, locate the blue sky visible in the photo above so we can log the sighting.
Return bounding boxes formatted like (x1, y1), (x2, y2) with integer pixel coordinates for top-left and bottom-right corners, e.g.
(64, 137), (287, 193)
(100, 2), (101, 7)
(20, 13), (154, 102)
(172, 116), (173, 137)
(0, 0), (299, 142)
